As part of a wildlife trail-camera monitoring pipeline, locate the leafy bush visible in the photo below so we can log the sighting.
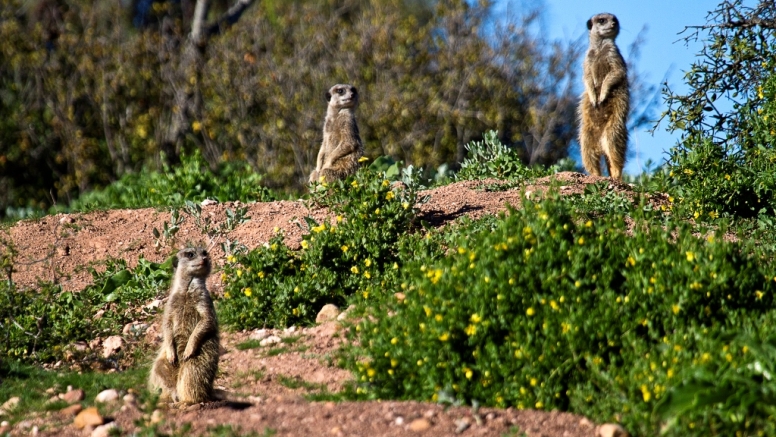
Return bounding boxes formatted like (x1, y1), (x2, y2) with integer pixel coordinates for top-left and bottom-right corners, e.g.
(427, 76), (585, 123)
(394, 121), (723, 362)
(347, 195), (776, 436)
(457, 131), (553, 182)
(0, 257), (171, 363)
(65, 150), (277, 212)
(661, 2), (776, 219)
(217, 169), (419, 328)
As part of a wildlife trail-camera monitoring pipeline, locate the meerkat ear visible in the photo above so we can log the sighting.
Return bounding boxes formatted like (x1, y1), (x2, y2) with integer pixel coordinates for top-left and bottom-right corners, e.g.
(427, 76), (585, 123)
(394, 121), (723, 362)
(325, 91), (332, 102)
(587, 18), (593, 30)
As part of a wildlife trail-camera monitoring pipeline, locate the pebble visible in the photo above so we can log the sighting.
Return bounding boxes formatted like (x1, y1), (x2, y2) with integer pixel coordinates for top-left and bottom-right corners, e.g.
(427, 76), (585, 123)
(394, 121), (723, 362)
(316, 304), (340, 323)
(95, 389), (119, 403)
(102, 336), (124, 358)
(150, 409), (164, 424)
(74, 407), (103, 429)
(91, 422), (117, 437)
(249, 329), (270, 341)
(62, 388), (85, 404)
(60, 404), (83, 417)
(1, 397), (19, 412)
(408, 418), (432, 432)
(260, 335), (282, 347)
(597, 423), (629, 437)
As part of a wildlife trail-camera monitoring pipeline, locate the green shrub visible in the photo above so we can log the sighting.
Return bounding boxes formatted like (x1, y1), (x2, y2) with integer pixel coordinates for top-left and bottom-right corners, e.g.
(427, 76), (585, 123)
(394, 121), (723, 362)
(217, 169), (419, 328)
(0, 257), (171, 363)
(348, 195), (776, 436)
(65, 150), (277, 212)
(456, 131), (553, 181)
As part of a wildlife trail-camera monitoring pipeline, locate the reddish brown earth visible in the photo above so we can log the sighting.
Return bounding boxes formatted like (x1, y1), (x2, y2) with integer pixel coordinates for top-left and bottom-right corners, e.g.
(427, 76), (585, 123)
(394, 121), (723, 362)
(3, 173), (653, 437)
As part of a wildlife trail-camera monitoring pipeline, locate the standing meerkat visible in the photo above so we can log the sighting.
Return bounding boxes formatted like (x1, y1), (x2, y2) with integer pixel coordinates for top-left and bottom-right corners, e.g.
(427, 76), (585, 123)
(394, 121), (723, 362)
(149, 247), (219, 406)
(578, 12), (629, 180)
(309, 84), (364, 184)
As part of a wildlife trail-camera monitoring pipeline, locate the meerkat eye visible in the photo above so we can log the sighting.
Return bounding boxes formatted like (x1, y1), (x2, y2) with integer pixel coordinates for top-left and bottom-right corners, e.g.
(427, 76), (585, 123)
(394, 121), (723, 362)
(336, 88), (344, 95)
(598, 18), (606, 24)
(201, 250), (208, 257)
(186, 251), (194, 259)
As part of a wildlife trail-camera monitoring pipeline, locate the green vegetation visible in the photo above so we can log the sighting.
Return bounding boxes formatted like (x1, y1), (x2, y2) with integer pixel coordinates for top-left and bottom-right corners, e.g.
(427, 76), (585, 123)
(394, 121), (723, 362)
(0, 257), (170, 363)
(5, 1), (776, 436)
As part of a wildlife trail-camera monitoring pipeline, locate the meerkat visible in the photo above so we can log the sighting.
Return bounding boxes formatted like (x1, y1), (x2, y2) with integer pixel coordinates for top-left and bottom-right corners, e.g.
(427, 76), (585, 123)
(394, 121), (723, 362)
(149, 247), (219, 406)
(578, 12), (629, 180)
(308, 84), (364, 184)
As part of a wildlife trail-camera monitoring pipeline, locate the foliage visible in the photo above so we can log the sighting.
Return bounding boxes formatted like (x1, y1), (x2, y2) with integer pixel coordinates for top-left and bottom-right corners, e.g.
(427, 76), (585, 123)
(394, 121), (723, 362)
(217, 168), (419, 328)
(0, 0), (583, 216)
(0, 257), (171, 363)
(456, 131), (554, 182)
(660, 0), (776, 219)
(346, 195), (776, 436)
(65, 150), (276, 212)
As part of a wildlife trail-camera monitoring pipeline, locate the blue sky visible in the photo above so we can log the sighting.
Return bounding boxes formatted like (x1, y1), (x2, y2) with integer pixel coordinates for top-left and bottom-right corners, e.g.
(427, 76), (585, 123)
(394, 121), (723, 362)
(495, 0), (734, 175)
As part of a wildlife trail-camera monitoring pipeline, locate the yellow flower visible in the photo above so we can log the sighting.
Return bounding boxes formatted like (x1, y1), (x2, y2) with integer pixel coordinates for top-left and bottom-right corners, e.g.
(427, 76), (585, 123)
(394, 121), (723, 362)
(641, 384), (651, 402)
(257, 271), (265, 279)
(526, 307), (535, 316)
(535, 401), (544, 409)
(341, 245), (349, 252)
(578, 237), (585, 245)
(312, 224), (326, 233)
(292, 308), (299, 316)
(192, 120), (202, 132)
(464, 368), (473, 379)
(227, 255), (236, 263)
(224, 292), (231, 299)
(364, 271), (371, 279)
(374, 208), (381, 215)
(465, 325), (477, 336)
(672, 304), (680, 314)
(470, 313), (481, 323)
(358, 156), (369, 163)
(381, 179), (390, 187)
(390, 337), (398, 345)
(550, 300), (559, 311)
(243, 288), (252, 297)
(385, 191), (395, 200)
(438, 332), (449, 341)
(300, 240), (309, 249)
(220, 272), (227, 281)
(351, 266), (359, 274)
(686, 251), (695, 262)
(402, 202), (410, 210)
(236, 269), (242, 277)
(364, 259), (372, 267)
(435, 314), (443, 322)
(294, 287), (299, 293)
(351, 180), (359, 188)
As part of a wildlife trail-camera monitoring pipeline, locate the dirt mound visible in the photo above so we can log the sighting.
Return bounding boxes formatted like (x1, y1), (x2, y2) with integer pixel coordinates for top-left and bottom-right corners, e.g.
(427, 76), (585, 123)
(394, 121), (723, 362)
(5, 173), (642, 437)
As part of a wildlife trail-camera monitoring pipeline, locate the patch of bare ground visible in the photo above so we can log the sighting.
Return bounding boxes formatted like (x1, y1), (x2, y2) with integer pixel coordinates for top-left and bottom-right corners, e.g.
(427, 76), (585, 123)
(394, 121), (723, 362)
(5, 173), (658, 437)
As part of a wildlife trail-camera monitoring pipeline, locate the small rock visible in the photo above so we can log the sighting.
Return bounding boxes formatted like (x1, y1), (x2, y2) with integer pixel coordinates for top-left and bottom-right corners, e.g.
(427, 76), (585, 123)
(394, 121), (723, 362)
(60, 404), (83, 417)
(260, 335), (282, 347)
(91, 422), (117, 437)
(1, 397), (19, 412)
(45, 387), (56, 395)
(59, 216), (75, 224)
(95, 389), (119, 403)
(316, 304), (340, 323)
(201, 199), (218, 206)
(89, 338), (102, 350)
(249, 329), (270, 341)
(284, 325), (297, 334)
(394, 292), (406, 301)
(150, 409), (164, 424)
(336, 305), (356, 321)
(596, 423), (629, 437)
(408, 418), (432, 432)
(93, 309), (105, 320)
(579, 418), (594, 428)
(74, 407), (103, 429)
(62, 389), (85, 404)
(0, 422), (7, 434)
(394, 416), (405, 426)
(423, 409), (436, 418)
(123, 393), (137, 404)
(454, 418), (470, 434)
(31, 425), (39, 436)
(102, 336), (124, 358)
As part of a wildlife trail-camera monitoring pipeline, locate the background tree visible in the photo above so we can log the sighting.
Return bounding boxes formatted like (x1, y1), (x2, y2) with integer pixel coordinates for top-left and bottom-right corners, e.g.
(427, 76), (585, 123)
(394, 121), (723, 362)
(0, 0), (648, 217)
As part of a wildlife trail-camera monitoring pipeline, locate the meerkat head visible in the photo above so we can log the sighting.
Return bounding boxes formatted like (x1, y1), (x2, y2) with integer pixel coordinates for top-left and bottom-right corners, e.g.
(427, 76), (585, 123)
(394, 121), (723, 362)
(326, 84), (359, 110)
(173, 247), (211, 278)
(587, 13), (619, 40)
